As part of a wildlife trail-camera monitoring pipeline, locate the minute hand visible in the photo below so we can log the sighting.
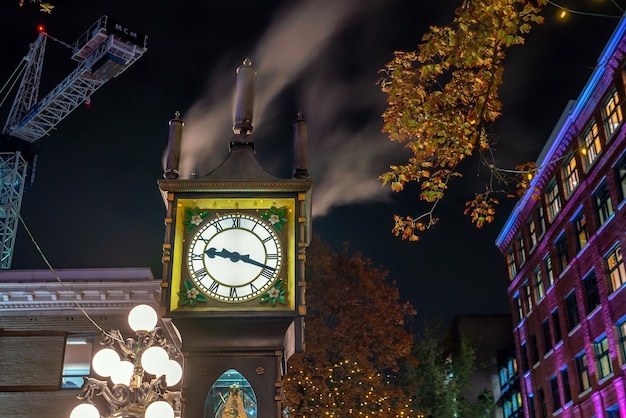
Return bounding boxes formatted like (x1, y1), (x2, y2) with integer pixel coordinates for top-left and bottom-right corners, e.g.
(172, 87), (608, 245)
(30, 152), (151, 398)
(239, 254), (276, 270)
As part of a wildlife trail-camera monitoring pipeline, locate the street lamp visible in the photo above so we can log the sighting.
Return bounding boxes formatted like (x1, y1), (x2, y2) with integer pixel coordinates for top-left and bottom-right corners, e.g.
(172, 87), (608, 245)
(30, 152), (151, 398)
(70, 304), (182, 418)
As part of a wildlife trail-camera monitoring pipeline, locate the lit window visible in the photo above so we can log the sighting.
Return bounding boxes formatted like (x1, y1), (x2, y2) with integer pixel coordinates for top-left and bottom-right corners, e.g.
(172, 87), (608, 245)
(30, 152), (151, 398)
(575, 352), (590, 392)
(594, 335), (613, 379)
(582, 121), (602, 170)
(62, 335), (93, 389)
(550, 375), (561, 411)
(555, 233), (569, 274)
(528, 216), (538, 249)
(524, 281), (534, 313)
(565, 292), (580, 331)
(542, 319), (552, 353)
(572, 209), (588, 252)
(506, 246), (517, 280)
(544, 255), (555, 288)
(617, 320), (626, 365)
(606, 245), (626, 293)
(563, 154), (579, 198)
(561, 368), (572, 404)
(514, 293), (524, 322)
(602, 87), (623, 138)
(545, 178), (561, 222)
(594, 181), (614, 227)
(516, 234), (526, 266)
(499, 367), (507, 387)
(552, 309), (562, 343)
(534, 267), (545, 301)
(583, 270), (600, 314)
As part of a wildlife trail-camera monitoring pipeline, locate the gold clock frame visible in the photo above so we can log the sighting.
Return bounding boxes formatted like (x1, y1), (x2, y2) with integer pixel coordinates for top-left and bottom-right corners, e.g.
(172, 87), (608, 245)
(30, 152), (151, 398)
(169, 196), (296, 312)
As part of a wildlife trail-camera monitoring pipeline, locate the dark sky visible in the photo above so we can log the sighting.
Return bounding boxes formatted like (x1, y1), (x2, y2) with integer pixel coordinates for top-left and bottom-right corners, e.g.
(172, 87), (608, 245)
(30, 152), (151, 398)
(0, 0), (622, 325)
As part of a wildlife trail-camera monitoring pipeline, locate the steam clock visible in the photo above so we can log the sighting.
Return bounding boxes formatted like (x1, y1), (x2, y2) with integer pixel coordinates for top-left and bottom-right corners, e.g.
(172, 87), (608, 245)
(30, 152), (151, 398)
(158, 59), (312, 418)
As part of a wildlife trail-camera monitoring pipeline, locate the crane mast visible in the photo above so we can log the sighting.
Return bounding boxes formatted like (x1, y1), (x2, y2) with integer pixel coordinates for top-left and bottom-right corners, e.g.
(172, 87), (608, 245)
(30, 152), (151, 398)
(0, 16), (147, 269)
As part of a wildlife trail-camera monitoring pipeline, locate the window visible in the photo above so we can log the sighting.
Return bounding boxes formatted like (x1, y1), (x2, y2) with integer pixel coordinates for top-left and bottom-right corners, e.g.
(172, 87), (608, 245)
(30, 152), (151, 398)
(528, 216), (538, 249)
(506, 246), (517, 280)
(514, 293), (524, 321)
(572, 209), (588, 252)
(563, 153), (579, 198)
(555, 233), (569, 273)
(575, 352), (590, 392)
(607, 405), (621, 418)
(582, 120), (602, 170)
(616, 154), (626, 200)
(565, 292), (580, 331)
(538, 387), (547, 418)
(594, 181), (614, 226)
(528, 395), (537, 418)
(606, 245), (626, 293)
(544, 255), (555, 288)
(62, 335), (93, 389)
(499, 367), (507, 387)
(602, 87), (623, 138)
(537, 206), (546, 236)
(545, 178), (561, 222)
(516, 234), (526, 266)
(550, 375), (561, 411)
(534, 267), (545, 301)
(618, 320), (626, 364)
(542, 319), (552, 353)
(561, 368), (572, 404)
(594, 335), (613, 379)
(524, 282), (534, 313)
(530, 334), (539, 365)
(552, 309), (562, 343)
(520, 342), (529, 372)
(583, 270), (600, 314)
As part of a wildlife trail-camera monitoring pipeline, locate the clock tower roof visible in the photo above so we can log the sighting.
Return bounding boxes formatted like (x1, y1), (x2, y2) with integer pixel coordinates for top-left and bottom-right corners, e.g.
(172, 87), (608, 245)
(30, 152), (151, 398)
(196, 138), (277, 182)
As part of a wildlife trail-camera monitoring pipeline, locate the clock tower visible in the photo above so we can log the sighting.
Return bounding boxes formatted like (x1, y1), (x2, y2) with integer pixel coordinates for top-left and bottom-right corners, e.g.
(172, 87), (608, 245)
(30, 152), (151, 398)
(158, 59), (312, 418)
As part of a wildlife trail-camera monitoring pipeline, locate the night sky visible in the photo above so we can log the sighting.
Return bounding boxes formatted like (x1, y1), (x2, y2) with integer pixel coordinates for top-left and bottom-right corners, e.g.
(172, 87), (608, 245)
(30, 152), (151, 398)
(0, 0), (622, 325)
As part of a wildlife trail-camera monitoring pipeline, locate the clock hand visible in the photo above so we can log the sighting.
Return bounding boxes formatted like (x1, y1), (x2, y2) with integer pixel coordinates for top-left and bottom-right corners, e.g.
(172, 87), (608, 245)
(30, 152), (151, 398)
(239, 254), (276, 271)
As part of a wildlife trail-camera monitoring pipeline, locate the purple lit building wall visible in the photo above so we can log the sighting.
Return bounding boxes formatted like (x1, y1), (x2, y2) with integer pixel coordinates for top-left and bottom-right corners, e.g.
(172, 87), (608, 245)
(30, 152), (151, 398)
(495, 17), (626, 418)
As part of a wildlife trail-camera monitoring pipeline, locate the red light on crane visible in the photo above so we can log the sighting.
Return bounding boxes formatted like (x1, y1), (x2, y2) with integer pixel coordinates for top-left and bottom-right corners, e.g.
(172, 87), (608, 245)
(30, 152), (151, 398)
(37, 25), (45, 33)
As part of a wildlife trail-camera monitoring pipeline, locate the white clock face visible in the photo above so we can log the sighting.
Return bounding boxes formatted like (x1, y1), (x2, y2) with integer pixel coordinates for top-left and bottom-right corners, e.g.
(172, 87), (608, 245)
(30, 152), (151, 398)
(187, 213), (283, 302)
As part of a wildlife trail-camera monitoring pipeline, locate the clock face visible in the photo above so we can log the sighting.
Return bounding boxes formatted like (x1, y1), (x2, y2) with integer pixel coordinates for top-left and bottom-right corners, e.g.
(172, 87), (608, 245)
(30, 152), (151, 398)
(187, 213), (283, 303)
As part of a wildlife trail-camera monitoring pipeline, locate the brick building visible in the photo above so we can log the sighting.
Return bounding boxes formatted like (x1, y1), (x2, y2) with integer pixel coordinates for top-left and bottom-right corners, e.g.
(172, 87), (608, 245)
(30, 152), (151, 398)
(495, 16), (626, 418)
(0, 268), (172, 418)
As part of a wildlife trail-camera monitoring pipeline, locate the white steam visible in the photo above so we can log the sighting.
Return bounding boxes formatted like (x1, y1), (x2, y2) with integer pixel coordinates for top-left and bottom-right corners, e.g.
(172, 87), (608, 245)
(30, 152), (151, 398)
(173, 0), (404, 217)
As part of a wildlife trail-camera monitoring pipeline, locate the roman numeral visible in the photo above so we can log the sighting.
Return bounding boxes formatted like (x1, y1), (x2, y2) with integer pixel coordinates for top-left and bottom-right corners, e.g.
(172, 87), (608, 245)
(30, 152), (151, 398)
(261, 269), (274, 279)
(209, 281), (219, 293)
(262, 236), (272, 243)
(214, 221), (223, 232)
(232, 216), (240, 228)
(191, 253), (203, 261)
(250, 283), (258, 293)
(229, 287), (238, 298)
(267, 253), (278, 260)
(194, 267), (207, 278)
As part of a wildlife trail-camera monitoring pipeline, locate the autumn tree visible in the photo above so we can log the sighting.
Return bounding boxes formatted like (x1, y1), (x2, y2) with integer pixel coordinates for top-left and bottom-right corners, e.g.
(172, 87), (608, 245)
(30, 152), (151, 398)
(404, 322), (494, 418)
(378, 0), (545, 241)
(283, 236), (416, 417)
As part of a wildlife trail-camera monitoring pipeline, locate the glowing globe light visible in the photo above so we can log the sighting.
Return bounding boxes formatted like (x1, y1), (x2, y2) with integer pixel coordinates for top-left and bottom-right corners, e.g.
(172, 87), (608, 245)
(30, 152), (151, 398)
(165, 359), (183, 387)
(141, 345), (169, 375)
(145, 400), (175, 418)
(128, 304), (158, 332)
(92, 348), (120, 377)
(110, 360), (134, 386)
(70, 403), (99, 418)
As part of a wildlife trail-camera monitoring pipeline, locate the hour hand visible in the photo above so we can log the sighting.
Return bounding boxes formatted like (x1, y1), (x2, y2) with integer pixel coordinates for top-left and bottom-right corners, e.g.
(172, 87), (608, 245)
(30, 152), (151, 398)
(205, 247), (234, 260)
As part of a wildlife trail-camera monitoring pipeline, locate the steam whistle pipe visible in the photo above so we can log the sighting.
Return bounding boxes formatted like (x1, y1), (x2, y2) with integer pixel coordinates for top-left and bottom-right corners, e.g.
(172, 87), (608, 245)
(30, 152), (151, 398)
(293, 111), (309, 178)
(233, 58), (255, 135)
(164, 111), (183, 179)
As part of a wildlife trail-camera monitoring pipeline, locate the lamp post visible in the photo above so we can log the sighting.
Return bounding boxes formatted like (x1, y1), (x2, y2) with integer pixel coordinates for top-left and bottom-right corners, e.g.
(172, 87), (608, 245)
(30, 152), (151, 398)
(70, 304), (183, 418)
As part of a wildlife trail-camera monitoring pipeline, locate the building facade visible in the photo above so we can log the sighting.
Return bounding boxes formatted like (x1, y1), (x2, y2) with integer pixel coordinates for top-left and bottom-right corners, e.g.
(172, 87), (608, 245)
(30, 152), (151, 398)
(496, 17), (626, 418)
(0, 268), (172, 418)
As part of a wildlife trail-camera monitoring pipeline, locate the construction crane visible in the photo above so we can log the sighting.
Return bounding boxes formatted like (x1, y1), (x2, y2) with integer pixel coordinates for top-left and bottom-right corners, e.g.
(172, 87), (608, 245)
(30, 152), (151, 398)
(0, 16), (147, 269)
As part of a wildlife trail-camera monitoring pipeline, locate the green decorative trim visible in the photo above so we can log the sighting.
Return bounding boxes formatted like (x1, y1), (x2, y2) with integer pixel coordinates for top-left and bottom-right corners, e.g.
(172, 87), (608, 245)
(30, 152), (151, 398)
(259, 280), (287, 306)
(178, 279), (208, 306)
(183, 207), (209, 232)
(261, 206), (287, 232)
